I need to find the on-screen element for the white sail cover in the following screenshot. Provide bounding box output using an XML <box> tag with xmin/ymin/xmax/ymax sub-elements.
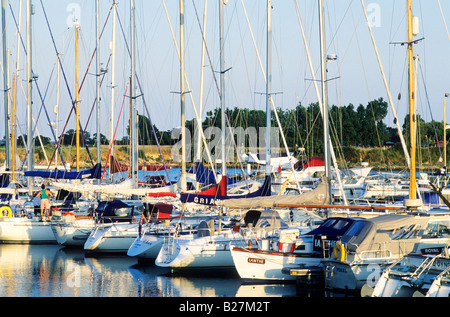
<box><xmin>220</xmin><ymin>177</ymin><xmax>330</xmax><ymax>209</ymax></box>
<box><xmin>51</xmin><ymin>179</ymin><xmax>177</xmax><ymax>196</ymax></box>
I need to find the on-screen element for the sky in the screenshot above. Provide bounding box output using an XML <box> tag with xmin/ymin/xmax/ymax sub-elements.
<box><xmin>2</xmin><ymin>0</ymin><xmax>450</xmax><ymax>145</ymax></box>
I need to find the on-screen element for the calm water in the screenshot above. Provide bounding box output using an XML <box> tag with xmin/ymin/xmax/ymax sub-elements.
<box><xmin>0</xmin><ymin>168</ymin><xmax>361</xmax><ymax>299</ymax></box>
<box><xmin>0</xmin><ymin>244</ymin><xmax>324</xmax><ymax>298</ymax></box>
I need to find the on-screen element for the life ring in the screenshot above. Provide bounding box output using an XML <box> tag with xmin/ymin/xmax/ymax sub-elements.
<box><xmin>332</xmin><ymin>241</ymin><xmax>346</xmax><ymax>262</ymax></box>
<box><xmin>0</xmin><ymin>206</ymin><xmax>12</xmax><ymax>218</ymax></box>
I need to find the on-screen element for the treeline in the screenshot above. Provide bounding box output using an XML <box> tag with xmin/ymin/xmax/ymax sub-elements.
<box><xmin>184</xmin><ymin>97</ymin><xmax>445</xmax><ymax>155</ymax></box>
<box><xmin>19</xmin><ymin>97</ymin><xmax>445</xmax><ymax>155</ymax></box>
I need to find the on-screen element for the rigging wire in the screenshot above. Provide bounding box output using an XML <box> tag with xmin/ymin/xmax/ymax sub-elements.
<box><xmin>418</xmin><ymin>58</ymin><xmax>442</xmax><ymax>159</ymax></box>
<box><xmin>7</xmin><ymin>0</ymin><xmax>69</xmax><ymax>169</ymax></box>
<box><xmin>38</xmin><ymin>0</ymin><xmax>102</xmax><ymax>167</ymax></box>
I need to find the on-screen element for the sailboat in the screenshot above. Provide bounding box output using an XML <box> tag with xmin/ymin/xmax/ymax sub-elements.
<box><xmin>230</xmin><ymin>216</ymin><xmax>355</xmax><ymax>282</ymax></box>
<box><xmin>0</xmin><ymin>0</ymin><xmax>59</xmax><ymax>244</ymax></box>
<box><xmin>83</xmin><ymin>199</ymin><xmax>141</xmax><ymax>253</ymax></box>
<box><xmin>155</xmin><ymin>0</ymin><xmax>276</xmax><ymax>270</ymax></box>
<box><xmin>228</xmin><ymin>0</ymin><xmax>333</xmax><ymax>282</ymax></box>
<box><xmin>126</xmin><ymin>202</ymin><xmax>195</xmax><ymax>260</ymax></box>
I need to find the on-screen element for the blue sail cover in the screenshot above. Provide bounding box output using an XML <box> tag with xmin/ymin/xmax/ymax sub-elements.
<box><xmin>93</xmin><ymin>199</ymin><xmax>135</xmax><ymax>223</ymax></box>
<box><xmin>188</xmin><ymin>162</ymin><xmax>239</xmax><ymax>185</ymax></box>
<box><xmin>23</xmin><ymin>163</ymin><xmax>102</xmax><ymax>180</ymax></box>
<box><xmin>180</xmin><ymin>175</ymin><xmax>272</xmax><ymax>206</ymax></box>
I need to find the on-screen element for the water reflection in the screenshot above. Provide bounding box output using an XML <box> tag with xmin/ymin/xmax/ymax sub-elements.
<box><xmin>155</xmin><ymin>270</ymin><xmax>242</xmax><ymax>297</ymax></box>
<box><xmin>0</xmin><ymin>244</ymin><xmax>332</xmax><ymax>297</ymax></box>
<box><xmin>0</xmin><ymin>244</ymin><xmax>170</xmax><ymax>297</ymax></box>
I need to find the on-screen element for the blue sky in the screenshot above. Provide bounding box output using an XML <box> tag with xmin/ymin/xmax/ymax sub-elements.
<box><xmin>2</xmin><ymin>0</ymin><xmax>450</xmax><ymax>143</ymax></box>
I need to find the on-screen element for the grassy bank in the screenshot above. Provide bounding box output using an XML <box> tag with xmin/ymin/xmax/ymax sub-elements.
<box><xmin>0</xmin><ymin>143</ymin><xmax>445</xmax><ymax>171</ymax></box>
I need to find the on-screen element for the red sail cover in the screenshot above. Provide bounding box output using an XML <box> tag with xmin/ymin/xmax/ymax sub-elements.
<box><xmin>148</xmin><ymin>192</ymin><xmax>177</xmax><ymax>198</ymax></box>
<box><xmin>304</xmin><ymin>157</ymin><xmax>325</xmax><ymax>167</ymax></box>
<box><xmin>196</xmin><ymin>177</ymin><xmax>227</xmax><ymax>197</ymax></box>
<box><xmin>294</xmin><ymin>156</ymin><xmax>325</xmax><ymax>170</ymax></box>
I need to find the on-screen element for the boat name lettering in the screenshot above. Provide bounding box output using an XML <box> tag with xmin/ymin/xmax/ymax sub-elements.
<box><xmin>248</xmin><ymin>257</ymin><xmax>265</xmax><ymax>264</ymax></box>
<box><xmin>421</xmin><ymin>247</ymin><xmax>445</xmax><ymax>255</ymax></box>
<box><xmin>193</xmin><ymin>197</ymin><xmax>222</xmax><ymax>206</ymax></box>
<box><xmin>313</xmin><ymin>238</ymin><xmax>337</xmax><ymax>251</ymax></box>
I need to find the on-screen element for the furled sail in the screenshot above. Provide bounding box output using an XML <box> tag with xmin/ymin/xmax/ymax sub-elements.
<box><xmin>179</xmin><ymin>175</ymin><xmax>272</xmax><ymax>206</ymax></box>
<box><xmin>220</xmin><ymin>177</ymin><xmax>330</xmax><ymax>209</ymax></box>
<box><xmin>24</xmin><ymin>163</ymin><xmax>102</xmax><ymax>180</ymax></box>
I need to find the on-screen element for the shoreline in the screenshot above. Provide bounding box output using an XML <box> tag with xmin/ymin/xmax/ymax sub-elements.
<box><xmin>0</xmin><ymin>144</ymin><xmax>445</xmax><ymax>171</ymax></box>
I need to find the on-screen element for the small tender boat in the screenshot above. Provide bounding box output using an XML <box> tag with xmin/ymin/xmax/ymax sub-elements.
<box><xmin>368</xmin><ymin>249</ymin><xmax>450</xmax><ymax>297</ymax></box>
<box><xmin>426</xmin><ymin>266</ymin><xmax>450</xmax><ymax>297</ymax></box>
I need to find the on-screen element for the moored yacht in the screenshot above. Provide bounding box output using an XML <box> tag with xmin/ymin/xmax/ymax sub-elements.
<box><xmin>230</xmin><ymin>217</ymin><xmax>356</xmax><ymax>282</ymax></box>
<box><xmin>154</xmin><ymin>209</ymin><xmax>287</xmax><ymax>270</ymax></box>
<box><xmin>51</xmin><ymin>213</ymin><xmax>95</xmax><ymax>247</ymax></box>
<box><xmin>84</xmin><ymin>200</ymin><xmax>142</xmax><ymax>253</ymax></box>
<box><xmin>127</xmin><ymin>202</ymin><xmax>197</xmax><ymax>260</ymax></box>
<box><xmin>321</xmin><ymin>210</ymin><xmax>450</xmax><ymax>292</ymax></box>
<box><xmin>0</xmin><ymin>200</ymin><xmax>56</xmax><ymax>244</ymax></box>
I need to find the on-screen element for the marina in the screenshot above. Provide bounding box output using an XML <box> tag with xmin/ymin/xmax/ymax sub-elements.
<box><xmin>1</xmin><ymin>0</ymin><xmax>450</xmax><ymax>304</ymax></box>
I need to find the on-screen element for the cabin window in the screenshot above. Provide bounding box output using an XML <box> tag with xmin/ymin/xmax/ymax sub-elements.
<box><xmin>332</xmin><ymin>219</ymin><xmax>350</xmax><ymax>230</ymax></box>
<box><xmin>295</xmin><ymin>244</ymin><xmax>306</xmax><ymax>251</ymax></box>
<box><xmin>343</xmin><ymin>221</ymin><xmax>366</xmax><ymax>238</ymax></box>
<box><xmin>321</xmin><ymin>219</ymin><xmax>337</xmax><ymax>227</ymax></box>
<box><xmin>422</xmin><ymin>220</ymin><xmax>450</xmax><ymax>239</ymax></box>
<box><xmin>114</xmin><ymin>207</ymin><xmax>133</xmax><ymax>217</ymax></box>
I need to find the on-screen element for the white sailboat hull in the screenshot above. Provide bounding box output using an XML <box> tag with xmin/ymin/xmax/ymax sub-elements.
<box><xmin>0</xmin><ymin>217</ymin><xmax>57</xmax><ymax>244</ymax></box>
<box><xmin>427</xmin><ymin>269</ymin><xmax>450</xmax><ymax>297</ymax></box>
<box><xmin>127</xmin><ymin>232</ymin><xmax>166</xmax><ymax>259</ymax></box>
<box><xmin>84</xmin><ymin>223</ymin><xmax>139</xmax><ymax>253</ymax></box>
<box><xmin>230</xmin><ymin>246</ymin><xmax>321</xmax><ymax>282</ymax></box>
<box><xmin>371</xmin><ymin>271</ymin><xmax>412</xmax><ymax>297</ymax></box>
<box><xmin>51</xmin><ymin>218</ymin><xmax>95</xmax><ymax>247</ymax></box>
<box><xmin>155</xmin><ymin>235</ymin><xmax>236</xmax><ymax>269</ymax></box>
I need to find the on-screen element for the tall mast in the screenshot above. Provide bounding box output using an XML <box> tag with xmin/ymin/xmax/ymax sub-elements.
<box><xmin>407</xmin><ymin>0</ymin><xmax>416</xmax><ymax>200</ymax></box>
<box><xmin>26</xmin><ymin>0</ymin><xmax>33</xmax><ymax>191</ymax></box>
<box><xmin>2</xmin><ymin>0</ymin><xmax>10</xmax><ymax>170</ymax></box>
<box><xmin>130</xmin><ymin>0</ymin><xmax>138</xmax><ymax>187</ymax></box>
<box><xmin>110</xmin><ymin>0</ymin><xmax>117</xmax><ymax>181</ymax></box>
<box><xmin>318</xmin><ymin>0</ymin><xmax>331</xmax><ymax>194</ymax></box>
<box><xmin>75</xmin><ymin>22</ymin><xmax>80</xmax><ymax>171</ymax></box>
<box><xmin>219</xmin><ymin>0</ymin><xmax>226</xmax><ymax>179</ymax></box>
<box><xmin>95</xmin><ymin>0</ymin><xmax>101</xmax><ymax>172</ymax></box>
<box><xmin>179</xmin><ymin>0</ymin><xmax>186</xmax><ymax>192</ymax></box>
<box><xmin>265</xmin><ymin>0</ymin><xmax>272</xmax><ymax>178</ymax></box>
